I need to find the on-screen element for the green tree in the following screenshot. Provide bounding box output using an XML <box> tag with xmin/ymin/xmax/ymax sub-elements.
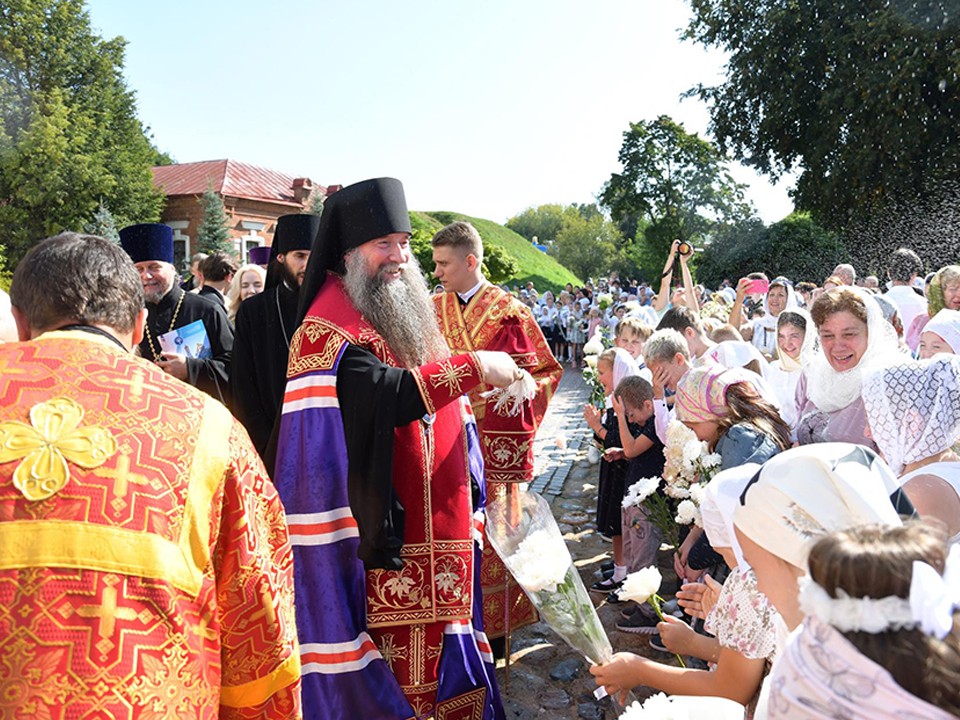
<box><xmin>550</xmin><ymin>208</ymin><xmax>620</xmax><ymax>282</ymax></box>
<box><xmin>83</xmin><ymin>200</ymin><xmax>119</xmax><ymax>242</ymax></box>
<box><xmin>505</xmin><ymin>204</ymin><xmax>565</xmax><ymax>244</ymax></box>
<box><xmin>600</xmin><ymin>116</ymin><xmax>751</xmax><ymax>251</ymax></box>
<box><xmin>697</xmin><ymin>213</ymin><xmax>847</xmax><ymax>287</ymax></box>
<box><xmin>684</xmin><ymin>0</ymin><xmax>959</xmax><ymax>231</ymax></box>
<box><xmin>309</xmin><ymin>191</ymin><xmax>325</xmax><ymax>216</ymax></box>
<box><xmin>196</xmin><ymin>188</ymin><xmax>233</xmax><ymax>254</ymax></box>
<box><xmin>0</xmin><ymin>0</ymin><xmax>166</xmax><ymax>263</ymax></box>
<box><xmin>481</xmin><ymin>243</ymin><xmax>519</xmax><ymax>285</ymax></box>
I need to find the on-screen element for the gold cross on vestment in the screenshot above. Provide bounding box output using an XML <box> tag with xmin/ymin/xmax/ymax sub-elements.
<box><xmin>114</xmin><ymin>367</ymin><xmax>163</xmax><ymax>402</ymax></box>
<box><xmin>76</xmin><ymin>585</ymin><xmax>138</xmax><ymax>639</ymax></box>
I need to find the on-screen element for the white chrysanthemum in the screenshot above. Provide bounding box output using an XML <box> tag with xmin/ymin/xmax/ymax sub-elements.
<box><xmin>583</xmin><ymin>334</ymin><xmax>605</xmax><ymax>356</ymax></box>
<box><xmin>617</xmin><ymin>566</ymin><xmax>662</xmax><ymax>604</ymax></box>
<box><xmin>676</xmin><ymin>499</ymin><xmax>699</xmax><ymax>525</ymax></box>
<box><xmin>508</xmin><ymin>529</ymin><xmax>570</xmax><ymax>593</ymax></box>
<box><xmin>622</xmin><ymin>476</ymin><xmax>660</xmax><ymax>508</ymax></box>
<box><xmin>664</xmin><ymin>482</ymin><xmax>690</xmax><ymax>499</ymax></box>
<box><xmin>701</xmin><ymin>452</ymin><xmax>722</xmax><ymax>469</ymax></box>
<box><xmin>688</xmin><ymin>482</ymin><xmax>706</xmax><ymax>505</ymax></box>
<box><xmin>682</xmin><ymin>439</ymin><xmax>702</xmax><ymax>465</ymax></box>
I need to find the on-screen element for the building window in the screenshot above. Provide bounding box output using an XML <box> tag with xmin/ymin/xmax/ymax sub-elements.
<box><xmin>166</xmin><ymin>221</ymin><xmax>190</xmax><ymax>273</ymax></box>
<box><xmin>239</xmin><ymin>220</ymin><xmax>266</xmax><ymax>262</ymax></box>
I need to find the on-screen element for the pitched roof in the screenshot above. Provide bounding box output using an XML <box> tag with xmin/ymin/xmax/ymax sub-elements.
<box><xmin>151</xmin><ymin>159</ymin><xmax>321</xmax><ymax>206</ymax></box>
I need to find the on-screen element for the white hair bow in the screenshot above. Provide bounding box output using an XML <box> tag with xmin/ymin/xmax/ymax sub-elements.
<box><xmin>910</xmin><ymin>544</ymin><xmax>960</xmax><ymax>640</ymax></box>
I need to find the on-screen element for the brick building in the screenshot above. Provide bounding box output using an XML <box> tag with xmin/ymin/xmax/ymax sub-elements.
<box><xmin>151</xmin><ymin>159</ymin><xmax>339</xmax><ymax>270</ymax></box>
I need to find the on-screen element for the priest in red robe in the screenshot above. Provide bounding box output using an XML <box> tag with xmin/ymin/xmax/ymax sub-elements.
<box><xmin>0</xmin><ymin>233</ymin><xmax>299</xmax><ymax>718</ymax></box>
<box><xmin>431</xmin><ymin>221</ymin><xmax>563</xmax><ymax>650</ymax></box>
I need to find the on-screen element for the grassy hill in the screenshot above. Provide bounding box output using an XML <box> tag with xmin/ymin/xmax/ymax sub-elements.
<box><xmin>416</xmin><ymin>211</ymin><xmax>582</xmax><ymax>292</ymax></box>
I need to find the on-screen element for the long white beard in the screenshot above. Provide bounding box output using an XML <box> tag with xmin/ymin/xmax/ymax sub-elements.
<box><xmin>343</xmin><ymin>252</ymin><xmax>449</xmax><ymax>367</ymax></box>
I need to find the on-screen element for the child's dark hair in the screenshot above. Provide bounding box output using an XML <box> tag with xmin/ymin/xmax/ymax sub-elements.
<box><xmin>718</xmin><ymin>383</ymin><xmax>791</xmax><ymax>451</ymax></box>
<box><xmin>807</xmin><ymin>522</ymin><xmax>960</xmax><ymax>714</ymax></box>
<box><xmin>615</xmin><ymin>375</ymin><xmax>654</xmax><ymax>407</ymax></box>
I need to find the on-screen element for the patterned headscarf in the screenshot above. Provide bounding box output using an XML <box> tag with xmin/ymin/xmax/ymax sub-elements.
<box><xmin>734</xmin><ymin>443</ymin><xmax>902</xmax><ymax>569</ymax></box>
<box><xmin>674</xmin><ymin>364</ymin><xmax>764</xmax><ymax>423</ymax></box>
<box><xmin>861</xmin><ymin>356</ymin><xmax>960</xmax><ymax>476</ymax></box>
<box><xmin>768</xmin><ymin>617</ymin><xmax>955</xmax><ymax>720</ymax></box>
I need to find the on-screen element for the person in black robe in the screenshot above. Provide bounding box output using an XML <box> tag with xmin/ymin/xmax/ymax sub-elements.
<box><xmin>231</xmin><ymin>213</ymin><xmax>318</xmax><ymax>455</ymax></box>
<box><xmin>120</xmin><ymin>223</ymin><xmax>234</xmax><ymax>405</ymax></box>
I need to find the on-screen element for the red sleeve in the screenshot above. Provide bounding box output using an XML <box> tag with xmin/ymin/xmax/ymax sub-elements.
<box><xmin>215</xmin><ymin>421</ymin><xmax>301</xmax><ymax>719</ymax></box>
<box><xmin>409</xmin><ymin>352</ymin><xmax>484</xmax><ymax>416</ymax></box>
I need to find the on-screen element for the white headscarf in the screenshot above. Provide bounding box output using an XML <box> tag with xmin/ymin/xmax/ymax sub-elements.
<box><xmin>701</xmin><ymin>464</ymin><xmax>761</xmax><ymax>571</ymax></box>
<box><xmin>606</xmin><ymin>347</ymin><xmax>640</xmax><ymax>409</ymax></box>
<box><xmin>923</xmin><ymin>308</ymin><xmax>960</xmax><ymax>353</ymax></box>
<box><xmin>861</xmin><ymin>356</ymin><xmax>960</xmax><ymax>476</ymax></box>
<box><xmin>734</xmin><ymin>443</ymin><xmax>902</xmax><ymax>569</ymax></box>
<box><xmin>752</xmin><ymin>280</ymin><xmax>800</xmax><ymax>355</ymax></box>
<box><xmin>804</xmin><ymin>287</ymin><xmax>899</xmax><ymax>413</ymax></box>
<box><xmin>773</xmin><ymin>308</ymin><xmax>815</xmax><ymax>373</ymax></box>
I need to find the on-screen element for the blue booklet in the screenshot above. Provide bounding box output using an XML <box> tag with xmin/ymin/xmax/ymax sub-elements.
<box><xmin>158</xmin><ymin>319</ymin><xmax>213</xmax><ymax>360</ymax></box>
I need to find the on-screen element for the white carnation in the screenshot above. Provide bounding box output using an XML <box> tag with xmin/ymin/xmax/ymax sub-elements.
<box><xmin>508</xmin><ymin>529</ymin><xmax>570</xmax><ymax>593</ymax></box>
<box><xmin>617</xmin><ymin>566</ymin><xmax>662</xmax><ymax>604</ymax></box>
<box><xmin>584</xmin><ymin>354</ymin><xmax>598</xmax><ymax>369</ymax></box>
<box><xmin>701</xmin><ymin>452</ymin><xmax>722</xmax><ymax>469</ymax></box>
<box><xmin>675</xmin><ymin>499</ymin><xmax>699</xmax><ymax>525</ymax></box>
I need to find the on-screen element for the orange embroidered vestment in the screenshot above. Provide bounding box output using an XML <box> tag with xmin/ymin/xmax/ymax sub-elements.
<box><xmin>0</xmin><ymin>331</ymin><xmax>301</xmax><ymax>719</ymax></box>
<box><xmin>434</xmin><ymin>284</ymin><xmax>562</xmax><ymax>639</ymax></box>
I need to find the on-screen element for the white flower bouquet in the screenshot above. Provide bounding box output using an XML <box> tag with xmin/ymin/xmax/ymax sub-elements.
<box><xmin>619</xmin><ymin>693</ymin><xmax>744</xmax><ymax>719</ymax></box>
<box><xmin>662</xmin><ymin>420</ymin><xmax>721</xmax><ymax>526</ymax></box>
<box><xmin>622</xmin><ymin>476</ymin><xmax>678</xmax><ymax>549</ymax></box>
<box><xmin>486</xmin><ymin>489</ymin><xmax>614</xmax><ymax>666</ymax></box>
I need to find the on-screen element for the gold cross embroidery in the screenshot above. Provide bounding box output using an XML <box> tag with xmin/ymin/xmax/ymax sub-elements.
<box><xmin>76</xmin><ymin>584</ymin><xmax>139</xmax><ymax>639</ymax></box>
<box><xmin>94</xmin><ymin>453</ymin><xmax>152</xmax><ymax>498</ymax></box>
<box><xmin>0</xmin><ymin>397</ymin><xmax>117</xmax><ymax>501</ymax></box>
<box><xmin>114</xmin><ymin>367</ymin><xmax>163</xmax><ymax>402</ymax></box>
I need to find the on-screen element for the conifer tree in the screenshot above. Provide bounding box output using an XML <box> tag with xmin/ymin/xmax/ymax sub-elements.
<box><xmin>196</xmin><ymin>188</ymin><xmax>233</xmax><ymax>254</ymax></box>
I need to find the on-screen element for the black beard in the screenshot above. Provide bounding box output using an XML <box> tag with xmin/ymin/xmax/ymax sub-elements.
<box><xmin>343</xmin><ymin>252</ymin><xmax>450</xmax><ymax>367</ymax></box>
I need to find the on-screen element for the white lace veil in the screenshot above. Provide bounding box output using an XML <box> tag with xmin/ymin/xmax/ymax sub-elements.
<box><xmin>804</xmin><ymin>287</ymin><xmax>900</xmax><ymax>413</ymax></box>
<box><xmin>861</xmin><ymin>355</ymin><xmax>960</xmax><ymax>476</ymax></box>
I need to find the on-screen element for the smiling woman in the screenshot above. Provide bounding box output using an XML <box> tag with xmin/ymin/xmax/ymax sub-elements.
<box><xmin>794</xmin><ymin>287</ymin><xmax>901</xmax><ymax>449</ymax></box>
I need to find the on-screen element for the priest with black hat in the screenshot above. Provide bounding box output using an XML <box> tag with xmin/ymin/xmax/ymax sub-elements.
<box><xmin>231</xmin><ymin>212</ymin><xmax>318</xmax><ymax>455</ymax></box>
<box><xmin>272</xmin><ymin>178</ymin><xmax>517</xmax><ymax>719</ymax></box>
<box><xmin>120</xmin><ymin>223</ymin><xmax>234</xmax><ymax>404</ymax></box>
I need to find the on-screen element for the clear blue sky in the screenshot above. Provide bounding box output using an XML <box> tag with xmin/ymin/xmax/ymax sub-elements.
<box><xmin>85</xmin><ymin>0</ymin><xmax>795</xmax><ymax>224</ymax></box>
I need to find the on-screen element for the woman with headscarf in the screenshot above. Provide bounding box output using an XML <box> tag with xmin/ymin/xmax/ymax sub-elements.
<box><xmin>795</xmin><ymin>286</ymin><xmax>901</xmax><ymax>448</ymax></box>
<box><xmin>672</xmin><ymin>364</ymin><xmax>792</xmax><ymax>590</ymax></box>
<box><xmin>591</xmin><ymin>465</ymin><xmax>784</xmax><ymax>715</ymax></box>
<box><xmin>862</xmin><ymin>356</ymin><xmax>960</xmax><ymax>542</ymax></box>
<box><xmin>905</xmin><ymin>264</ymin><xmax>960</xmax><ymax>352</ymax></box>
<box><xmin>731</xmin><ymin>276</ymin><xmax>800</xmax><ymax>361</ymax></box>
<box><xmin>764</xmin><ymin>309</ymin><xmax>814</xmax><ymax>432</ymax></box>
<box><xmin>768</xmin><ymin>522</ymin><xmax>960</xmax><ymax>719</ymax></box>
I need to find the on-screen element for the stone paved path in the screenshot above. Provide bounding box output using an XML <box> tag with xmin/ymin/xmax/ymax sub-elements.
<box><xmin>494</xmin><ymin>366</ymin><xmax>675</xmax><ymax>719</ymax></box>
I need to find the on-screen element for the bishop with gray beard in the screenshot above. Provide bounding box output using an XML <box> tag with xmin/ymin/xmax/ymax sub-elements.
<box><xmin>343</xmin><ymin>244</ymin><xmax>449</xmax><ymax>368</ymax></box>
<box><xmin>271</xmin><ymin>177</ymin><xmax>518</xmax><ymax>719</ymax></box>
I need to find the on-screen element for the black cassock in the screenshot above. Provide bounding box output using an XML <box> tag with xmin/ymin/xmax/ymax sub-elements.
<box><xmin>231</xmin><ymin>283</ymin><xmax>299</xmax><ymax>455</ymax></box>
<box><xmin>139</xmin><ymin>286</ymin><xmax>234</xmax><ymax>405</ymax></box>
